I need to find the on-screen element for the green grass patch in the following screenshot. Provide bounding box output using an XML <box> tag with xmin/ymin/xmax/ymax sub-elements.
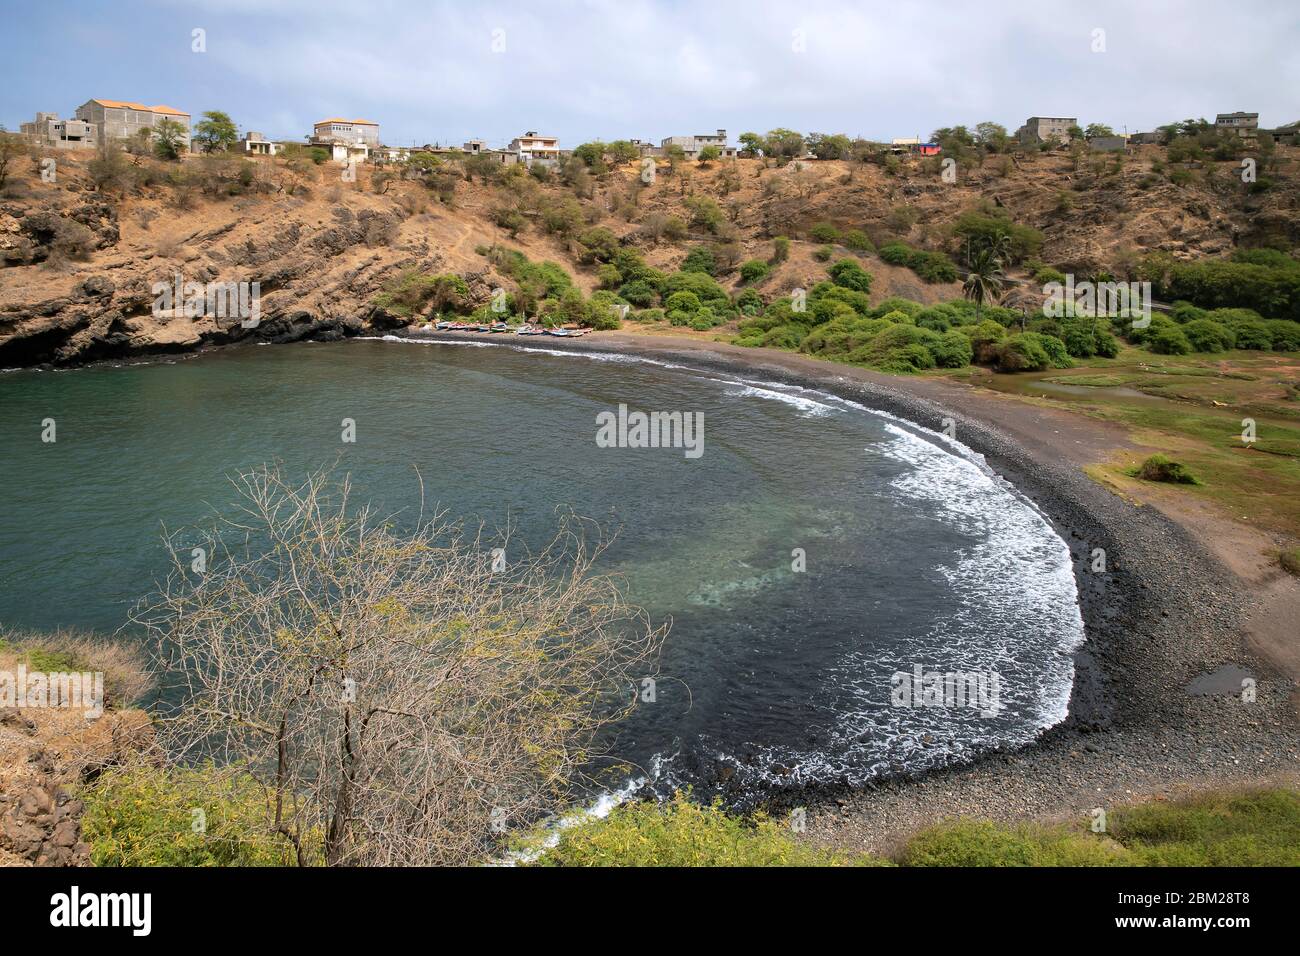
<box><xmin>1110</xmin><ymin>788</ymin><xmax>1300</xmax><ymax>866</ymax></box>
<box><xmin>899</xmin><ymin>819</ymin><xmax>1128</xmax><ymax>867</ymax></box>
<box><xmin>531</xmin><ymin>793</ymin><xmax>871</xmax><ymax>867</ymax></box>
<box><xmin>1131</xmin><ymin>453</ymin><xmax>1200</xmax><ymax>484</ymax></box>
<box><xmin>81</xmin><ymin>764</ymin><xmax>301</xmax><ymax>867</ymax></box>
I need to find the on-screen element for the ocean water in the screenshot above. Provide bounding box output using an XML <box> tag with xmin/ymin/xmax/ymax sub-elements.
<box><xmin>0</xmin><ymin>339</ymin><xmax>1084</xmax><ymax>801</ymax></box>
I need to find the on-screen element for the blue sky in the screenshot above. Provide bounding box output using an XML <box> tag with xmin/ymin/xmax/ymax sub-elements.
<box><xmin>2</xmin><ymin>0</ymin><xmax>1297</xmax><ymax>147</ymax></box>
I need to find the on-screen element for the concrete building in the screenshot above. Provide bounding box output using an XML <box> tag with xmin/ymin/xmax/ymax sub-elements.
<box><xmin>462</xmin><ymin>139</ymin><xmax>488</xmax><ymax>154</ymax></box>
<box><xmin>239</xmin><ymin>131</ymin><xmax>280</xmax><ymax>156</ymax></box>
<box><xmin>374</xmin><ymin>145</ymin><xmax>411</xmax><ymax>164</ymax></box>
<box><xmin>309</xmin><ymin>118</ymin><xmax>380</xmax><ymax>165</ymax></box>
<box><xmin>660</xmin><ymin>129</ymin><xmax>736</xmax><ymax>158</ymax></box>
<box><xmin>1128</xmin><ymin>131</ymin><xmax>1164</xmax><ymax>146</ymax></box>
<box><xmin>312</xmin><ymin>118</ymin><xmax>380</xmax><ymax>147</ymax></box>
<box><xmin>1016</xmin><ymin>116</ymin><xmax>1078</xmax><ymax>146</ymax></box>
<box><xmin>1263</xmin><ymin>121</ymin><xmax>1299</xmax><ymax>145</ymax></box>
<box><xmin>19</xmin><ymin>112</ymin><xmax>98</xmax><ymax>149</ymax></box>
<box><xmin>509</xmin><ymin>131</ymin><xmax>561</xmax><ymax>165</ymax></box>
<box><xmin>1088</xmin><ymin>135</ymin><xmax>1128</xmax><ymax>152</ymax></box>
<box><xmin>1215</xmin><ymin>112</ymin><xmax>1259</xmax><ymax>138</ymax></box>
<box><xmin>74</xmin><ymin>99</ymin><xmax>191</xmax><ymax>150</ymax></box>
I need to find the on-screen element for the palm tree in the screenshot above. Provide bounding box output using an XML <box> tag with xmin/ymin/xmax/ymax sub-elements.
<box><xmin>963</xmin><ymin>245</ymin><xmax>1005</xmax><ymax>313</ymax></box>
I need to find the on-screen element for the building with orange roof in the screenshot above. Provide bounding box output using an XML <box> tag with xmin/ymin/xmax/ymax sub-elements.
<box><xmin>74</xmin><ymin>99</ymin><xmax>192</xmax><ymax>150</ymax></box>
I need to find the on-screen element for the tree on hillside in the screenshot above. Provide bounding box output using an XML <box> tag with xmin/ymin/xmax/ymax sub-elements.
<box><xmin>571</xmin><ymin>141</ymin><xmax>609</xmax><ymax>172</ymax></box>
<box><xmin>932</xmin><ymin>126</ymin><xmax>976</xmax><ymax>162</ymax></box>
<box><xmin>1084</xmin><ymin>123</ymin><xmax>1115</xmax><ymax>140</ymax></box>
<box><xmin>974</xmin><ymin>122</ymin><xmax>1010</xmax><ymax>153</ymax></box>
<box><xmin>962</xmin><ymin>244</ymin><xmax>1006</xmax><ymax>313</ymax></box>
<box><xmin>144</xmin><ymin>467</ymin><xmax>665</xmax><ymax>867</ymax></box>
<box><xmin>696</xmin><ymin>144</ymin><xmax>721</xmax><ymax>164</ymax></box>
<box><xmin>152</xmin><ymin>118</ymin><xmax>188</xmax><ymax>160</ymax></box>
<box><xmin>194</xmin><ymin>110</ymin><xmax>238</xmax><ymax>153</ymax></box>
<box><xmin>605</xmin><ymin>140</ymin><xmax>640</xmax><ymax>165</ymax></box>
<box><xmin>807</xmin><ymin>132</ymin><xmax>851</xmax><ymax>160</ymax></box>
<box><xmin>762</xmin><ymin>128</ymin><xmax>805</xmax><ymax>165</ymax></box>
<box><xmin>0</xmin><ymin>125</ymin><xmax>23</xmax><ymax>191</ymax></box>
<box><xmin>738</xmin><ymin>132</ymin><xmax>764</xmax><ymax>158</ymax></box>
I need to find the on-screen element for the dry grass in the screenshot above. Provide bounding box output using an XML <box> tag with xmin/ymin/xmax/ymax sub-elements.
<box><xmin>0</xmin><ymin>626</ymin><xmax>152</xmax><ymax>709</ymax></box>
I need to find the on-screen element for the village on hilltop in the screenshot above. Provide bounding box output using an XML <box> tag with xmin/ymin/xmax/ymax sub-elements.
<box><xmin>14</xmin><ymin>98</ymin><xmax>1300</xmax><ymax>167</ymax></box>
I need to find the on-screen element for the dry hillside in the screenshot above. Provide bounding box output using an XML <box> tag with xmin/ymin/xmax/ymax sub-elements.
<box><xmin>1</xmin><ymin>142</ymin><xmax>1297</xmax><ymax>366</ymax></box>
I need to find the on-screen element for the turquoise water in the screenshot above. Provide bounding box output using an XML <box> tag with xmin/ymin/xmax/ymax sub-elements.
<box><xmin>0</xmin><ymin>339</ymin><xmax>1085</xmax><ymax>798</ymax></box>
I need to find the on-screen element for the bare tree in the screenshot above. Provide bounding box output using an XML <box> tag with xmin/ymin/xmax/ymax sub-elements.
<box><xmin>139</xmin><ymin>467</ymin><xmax>665</xmax><ymax>866</ymax></box>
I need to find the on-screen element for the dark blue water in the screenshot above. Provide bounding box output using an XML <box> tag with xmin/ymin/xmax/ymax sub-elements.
<box><xmin>0</xmin><ymin>339</ymin><xmax>1084</xmax><ymax>798</ymax></box>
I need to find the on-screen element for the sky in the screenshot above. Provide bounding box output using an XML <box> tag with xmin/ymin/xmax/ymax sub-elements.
<box><xmin>1</xmin><ymin>0</ymin><xmax>1297</xmax><ymax>148</ymax></box>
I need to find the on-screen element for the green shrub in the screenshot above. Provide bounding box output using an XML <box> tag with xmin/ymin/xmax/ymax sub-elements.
<box><xmin>931</xmin><ymin>329</ymin><xmax>974</xmax><ymax>368</ymax></box>
<box><xmin>842</xmin><ymin>229</ymin><xmax>872</xmax><ymax>253</ymax></box>
<box><xmin>877</xmin><ymin>241</ymin><xmax>957</xmax><ymax>282</ymax></box>
<box><xmin>813</xmin><ymin>245</ymin><xmax>834</xmax><ymax>262</ymax></box>
<box><xmin>1061</xmin><ymin>318</ymin><xmax>1100</xmax><ymax>357</ymax></box>
<box><xmin>632</xmin><ymin>308</ymin><xmax>665</xmax><ymax>323</ymax></box>
<box><xmin>373</xmin><ymin>270</ymin><xmax>471</xmax><ymax>317</ymax></box>
<box><xmin>809</xmin><ymin>222</ymin><xmax>841</xmax><ymax>244</ymax></box>
<box><xmin>879</xmin><ymin>242</ymin><xmax>912</xmax><ymax>266</ymax></box>
<box><xmin>1148</xmin><ymin>324</ymin><xmax>1193</xmax><ymax>355</ymax></box>
<box><xmin>82</xmin><ymin>764</ymin><xmax>299</xmax><ymax>867</ymax></box>
<box><xmin>910</xmin><ymin>250</ymin><xmax>959</xmax><ymax>283</ymax></box>
<box><xmin>762</xmin><ymin>323</ymin><xmax>808</xmax><ymax>349</ymax></box>
<box><xmin>733</xmin><ymin>287</ymin><xmax>765</xmax><ymax>316</ymax></box>
<box><xmin>681</xmin><ymin>246</ymin><xmax>717</xmax><ymax>275</ymax></box>
<box><xmin>1033</xmin><ymin>332</ymin><xmax>1072</xmax><ymax>368</ymax></box>
<box><xmin>770</xmin><ymin>236</ymin><xmax>791</xmax><ymax>264</ymax></box>
<box><xmin>827</xmin><ymin>258</ymin><xmax>873</xmax><ymax>293</ymax></box>
<box><xmin>870</xmin><ymin>297</ymin><xmax>924</xmax><ymax>319</ymax></box>
<box><xmin>661</xmin><ymin>271</ymin><xmax>731</xmax><ymax>311</ymax></box>
<box><xmin>618</xmin><ymin>279</ymin><xmax>658</xmax><ymax>308</ymax></box>
<box><xmin>535</xmin><ymin>793</ymin><xmax>857</xmax><ymax>867</ymax></box>
<box><xmin>1135</xmin><ymin>454</ymin><xmax>1199</xmax><ymax>484</ymax></box>
<box><xmin>1094</xmin><ymin>329</ymin><xmax>1120</xmax><ymax>357</ymax></box>
<box><xmin>951</xmin><ymin>212</ymin><xmax>1043</xmax><ymax>264</ymax></box>
<box><xmin>1170</xmin><ymin>300</ymin><xmax>1209</xmax><ymax>324</ymax></box>
<box><xmin>995</xmin><ymin>332</ymin><xmax>1052</xmax><ymax>372</ymax></box>
<box><xmin>1153</xmin><ymin>257</ymin><xmax>1300</xmax><ymax>320</ymax></box>
<box><xmin>1267</xmin><ymin>320</ymin><xmax>1300</xmax><ymax>351</ymax></box>
<box><xmin>689</xmin><ymin>307</ymin><xmax>720</xmax><ymax>331</ymax></box>
<box><xmin>740</xmin><ymin>259</ymin><xmax>771</xmax><ymax>283</ymax></box>
<box><xmin>1182</xmin><ymin>319</ymin><xmax>1235</xmax><ymax>352</ymax></box>
<box><xmin>664</xmin><ymin>290</ymin><xmax>702</xmax><ymax>314</ymax></box>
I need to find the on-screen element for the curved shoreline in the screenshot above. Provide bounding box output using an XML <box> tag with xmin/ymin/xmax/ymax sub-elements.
<box><xmin>8</xmin><ymin>329</ymin><xmax>1296</xmax><ymax>849</ymax></box>
<box><xmin>393</xmin><ymin>329</ymin><xmax>1300</xmax><ymax>849</ymax></box>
